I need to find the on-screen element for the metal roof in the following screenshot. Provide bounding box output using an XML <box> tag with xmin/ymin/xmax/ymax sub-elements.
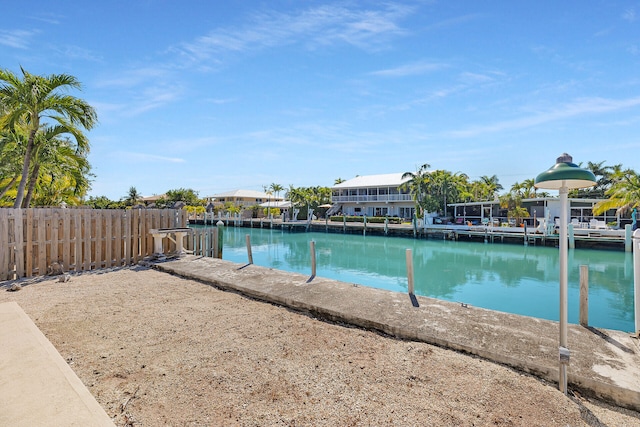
<box><xmin>333</xmin><ymin>173</ymin><xmax>411</xmax><ymax>189</ymax></box>
<box><xmin>209</xmin><ymin>189</ymin><xmax>283</xmax><ymax>200</ymax></box>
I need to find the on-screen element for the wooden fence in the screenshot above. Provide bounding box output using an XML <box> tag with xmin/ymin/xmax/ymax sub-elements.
<box><xmin>0</xmin><ymin>208</ymin><xmax>187</xmax><ymax>281</ymax></box>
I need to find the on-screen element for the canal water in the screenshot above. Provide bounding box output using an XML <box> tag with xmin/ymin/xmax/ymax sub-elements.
<box><xmin>213</xmin><ymin>226</ymin><xmax>634</xmax><ymax>332</ymax></box>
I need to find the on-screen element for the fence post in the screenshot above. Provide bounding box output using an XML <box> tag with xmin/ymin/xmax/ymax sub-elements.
<box><xmin>246</xmin><ymin>234</ymin><xmax>253</xmax><ymax>264</ymax></box>
<box><xmin>216</xmin><ymin>220</ymin><xmax>224</xmax><ymax>259</ymax></box>
<box><xmin>579</xmin><ymin>265</ymin><xmax>588</xmax><ymax>327</ymax></box>
<box><xmin>310</xmin><ymin>240</ymin><xmax>316</xmax><ymax>278</ymax></box>
<box><xmin>406</xmin><ymin>248</ymin><xmax>414</xmax><ymax>295</ymax></box>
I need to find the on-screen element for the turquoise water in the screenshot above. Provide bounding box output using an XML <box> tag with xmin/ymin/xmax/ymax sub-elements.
<box><xmin>210</xmin><ymin>226</ymin><xmax>634</xmax><ymax>332</ymax></box>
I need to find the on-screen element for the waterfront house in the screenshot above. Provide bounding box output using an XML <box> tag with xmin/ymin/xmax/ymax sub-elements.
<box><xmin>206</xmin><ymin>189</ymin><xmax>284</xmax><ymax>209</ymax></box>
<box><xmin>449</xmin><ymin>197</ymin><xmax>623</xmax><ymax>228</ymax></box>
<box><xmin>331</xmin><ymin>173</ymin><xmax>416</xmax><ymax>219</ymax></box>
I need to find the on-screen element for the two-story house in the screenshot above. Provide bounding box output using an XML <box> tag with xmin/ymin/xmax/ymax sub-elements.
<box><xmin>331</xmin><ymin>173</ymin><xmax>415</xmax><ymax>219</ymax></box>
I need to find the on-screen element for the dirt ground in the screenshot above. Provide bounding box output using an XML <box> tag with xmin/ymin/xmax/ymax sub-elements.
<box><xmin>2</xmin><ymin>266</ymin><xmax>639</xmax><ymax>427</ymax></box>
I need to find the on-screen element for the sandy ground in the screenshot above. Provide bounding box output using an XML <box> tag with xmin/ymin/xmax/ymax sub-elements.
<box><xmin>2</xmin><ymin>266</ymin><xmax>639</xmax><ymax>427</ymax></box>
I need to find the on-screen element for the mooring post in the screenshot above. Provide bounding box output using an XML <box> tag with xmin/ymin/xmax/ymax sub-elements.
<box><xmin>625</xmin><ymin>224</ymin><xmax>632</xmax><ymax>252</ymax></box>
<box><xmin>413</xmin><ymin>215</ymin><xmax>417</xmax><ymax>238</ymax></box>
<box><xmin>246</xmin><ymin>234</ymin><xmax>253</xmax><ymax>264</ymax></box>
<box><xmin>384</xmin><ymin>217</ymin><xmax>389</xmax><ymax>235</ymax></box>
<box><xmin>633</xmin><ymin>229</ymin><xmax>640</xmax><ymax>337</ymax></box>
<box><xmin>406</xmin><ymin>248</ymin><xmax>415</xmax><ymax>295</ymax></box>
<box><xmin>216</xmin><ymin>220</ymin><xmax>224</xmax><ymax>259</ymax></box>
<box><xmin>310</xmin><ymin>240</ymin><xmax>317</xmax><ymax>278</ymax></box>
<box><xmin>363</xmin><ymin>215</ymin><xmax>367</xmax><ymax>236</ymax></box>
<box><xmin>568</xmin><ymin>223</ymin><xmax>575</xmax><ymax>250</ymax></box>
<box><xmin>579</xmin><ymin>265</ymin><xmax>588</xmax><ymax>327</ymax></box>
<box><xmin>343</xmin><ymin>215</ymin><xmax>346</xmax><ymax>233</ymax></box>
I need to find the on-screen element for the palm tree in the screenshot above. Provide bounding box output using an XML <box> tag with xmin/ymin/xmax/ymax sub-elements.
<box><xmin>0</xmin><ymin>126</ymin><xmax>25</xmax><ymax>202</ymax></box>
<box><xmin>22</xmin><ymin>124</ymin><xmax>90</xmax><ymax>207</ymax></box>
<box><xmin>401</xmin><ymin>163</ymin><xmax>431</xmax><ymax>218</ymax></box>
<box><xmin>429</xmin><ymin>170</ymin><xmax>468</xmax><ymax>216</ymax></box>
<box><xmin>0</xmin><ymin>67</ymin><xmax>97</xmax><ymax>207</ymax></box>
<box><xmin>592</xmin><ymin>168</ymin><xmax>640</xmax><ymax>216</ymax></box>
<box><xmin>125</xmin><ymin>186</ymin><xmax>141</xmax><ymax>206</ymax></box>
<box><xmin>478</xmin><ymin>175</ymin><xmax>503</xmax><ymax>201</ymax></box>
<box><xmin>269</xmin><ymin>183</ymin><xmax>284</xmax><ymax>199</ymax></box>
<box><xmin>521</xmin><ymin>179</ymin><xmax>536</xmax><ymax>199</ymax></box>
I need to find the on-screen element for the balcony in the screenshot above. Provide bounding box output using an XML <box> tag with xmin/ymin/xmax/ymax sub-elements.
<box><xmin>331</xmin><ymin>194</ymin><xmax>412</xmax><ymax>203</ymax></box>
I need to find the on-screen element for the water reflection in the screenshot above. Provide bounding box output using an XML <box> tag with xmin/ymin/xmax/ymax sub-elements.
<box><xmin>217</xmin><ymin>227</ymin><xmax>634</xmax><ymax>332</ymax></box>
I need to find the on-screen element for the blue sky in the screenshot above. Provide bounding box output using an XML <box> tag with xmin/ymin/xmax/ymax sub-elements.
<box><xmin>2</xmin><ymin>1</ymin><xmax>640</xmax><ymax>201</ymax></box>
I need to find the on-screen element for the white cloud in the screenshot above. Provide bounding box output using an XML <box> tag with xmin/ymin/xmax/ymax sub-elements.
<box><xmin>54</xmin><ymin>45</ymin><xmax>103</xmax><ymax>62</ymax></box>
<box><xmin>370</xmin><ymin>61</ymin><xmax>447</xmax><ymax>77</ymax></box>
<box><xmin>622</xmin><ymin>8</ymin><xmax>637</xmax><ymax>22</ymax></box>
<box><xmin>0</xmin><ymin>29</ymin><xmax>38</xmax><ymax>49</ymax></box>
<box><xmin>172</xmin><ymin>3</ymin><xmax>414</xmax><ymax>66</ymax></box>
<box><xmin>115</xmin><ymin>152</ymin><xmax>185</xmax><ymax>163</ymax></box>
<box><xmin>95</xmin><ymin>67</ymin><xmax>170</xmax><ymax>88</ymax></box>
<box><xmin>445</xmin><ymin>96</ymin><xmax>640</xmax><ymax>138</ymax></box>
<box><xmin>125</xmin><ymin>85</ymin><xmax>184</xmax><ymax>116</ymax></box>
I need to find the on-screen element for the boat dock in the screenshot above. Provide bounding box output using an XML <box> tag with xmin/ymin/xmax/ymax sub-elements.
<box><xmin>189</xmin><ymin>217</ymin><xmax>632</xmax><ymax>251</ymax></box>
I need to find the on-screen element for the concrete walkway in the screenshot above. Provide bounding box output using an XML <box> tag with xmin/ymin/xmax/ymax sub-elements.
<box><xmin>0</xmin><ymin>302</ymin><xmax>115</xmax><ymax>427</ymax></box>
<box><xmin>151</xmin><ymin>255</ymin><xmax>640</xmax><ymax>412</ymax></box>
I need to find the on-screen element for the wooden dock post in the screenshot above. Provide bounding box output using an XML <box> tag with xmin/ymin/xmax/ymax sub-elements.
<box><xmin>216</xmin><ymin>220</ymin><xmax>224</xmax><ymax>259</ymax></box>
<box><xmin>568</xmin><ymin>223</ymin><xmax>575</xmax><ymax>250</ymax></box>
<box><xmin>406</xmin><ymin>248</ymin><xmax>415</xmax><ymax>295</ymax></box>
<box><xmin>310</xmin><ymin>240</ymin><xmax>317</xmax><ymax>278</ymax></box>
<box><xmin>245</xmin><ymin>234</ymin><xmax>253</xmax><ymax>264</ymax></box>
<box><xmin>579</xmin><ymin>265</ymin><xmax>588</xmax><ymax>326</ymax></box>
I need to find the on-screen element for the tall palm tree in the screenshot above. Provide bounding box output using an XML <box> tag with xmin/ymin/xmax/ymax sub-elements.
<box><xmin>0</xmin><ymin>67</ymin><xmax>97</xmax><ymax>207</ymax></box>
<box><xmin>401</xmin><ymin>163</ymin><xmax>431</xmax><ymax>217</ymax></box>
<box><xmin>521</xmin><ymin>178</ymin><xmax>536</xmax><ymax>199</ymax></box>
<box><xmin>22</xmin><ymin>123</ymin><xmax>90</xmax><ymax>207</ymax></box>
<box><xmin>429</xmin><ymin>170</ymin><xmax>468</xmax><ymax>216</ymax></box>
<box><xmin>475</xmin><ymin>175</ymin><xmax>502</xmax><ymax>201</ymax></box>
<box><xmin>269</xmin><ymin>183</ymin><xmax>284</xmax><ymax>199</ymax></box>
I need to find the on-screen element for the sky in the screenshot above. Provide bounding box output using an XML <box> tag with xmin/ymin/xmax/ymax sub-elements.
<box><xmin>2</xmin><ymin>1</ymin><xmax>640</xmax><ymax>201</ymax></box>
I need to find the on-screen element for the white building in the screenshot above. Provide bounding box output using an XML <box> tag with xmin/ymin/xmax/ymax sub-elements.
<box><xmin>331</xmin><ymin>173</ymin><xmax>415</xmax><ymax>218</ymax></box>
<box><xmin>206</xmin><ymin>189</ymin><xmax>284</xmax><ymax>208</ymax></box>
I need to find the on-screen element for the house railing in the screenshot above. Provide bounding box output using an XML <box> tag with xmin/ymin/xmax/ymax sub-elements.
<box><xmin>331</xmin><ymin>194</ymin><xmax>413</xmax><ymax>203</ymax></box>
<box><xmin>0</xmin><ymin>208</ymin><xmax>187</xmax><ymax>281</ymax></box>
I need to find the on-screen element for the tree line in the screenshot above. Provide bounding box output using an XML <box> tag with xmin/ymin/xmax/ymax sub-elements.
<box><xmin>401</xmin><ymin>161</ymin><xmax>640</xmax><ymax>220</ymax></box>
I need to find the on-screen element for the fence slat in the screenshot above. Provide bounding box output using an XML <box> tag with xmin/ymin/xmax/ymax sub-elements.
<box><xmin>95</xmin><ymin>209</ymin><xmax>103</xmax><ymax>269</ymax></box>
<box><xmin>37</xmin><ymin>209</ymin><xmax>47</xmax><ymax>276</ymax></box>
<box><xmin>51</xmin><ymin>209</ymin><xmax>60</xmax><ymax>266</ymax></box>
<box><xmin>131</xmin><ymin>209</ymin><xmax>140</xmax><ymax>263</ymax></box>
<box><xmin>0</xmin><ymin>210</ymin><xmax>8</xmax><ymax>280</ymax></box>
<box><xmin>25</xmin><ymin>209</ymin><xmax>33</xmax><ymax>277</ymax></box>
<box><xmin>62</xmin><ymin>209</ymin><xmax>71</xmax><ymax>271</ymax></box>
<box><xmin>105</xmin><ymin>210</ymin><xmax>113</xmax><ymax>267</ymax></box>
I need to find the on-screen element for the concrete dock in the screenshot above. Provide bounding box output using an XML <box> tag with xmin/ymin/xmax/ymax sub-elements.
<box><xmin>151</xmin><ymin>255</ymin><xmax>640</xmax><ymax>412</ymax></box>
